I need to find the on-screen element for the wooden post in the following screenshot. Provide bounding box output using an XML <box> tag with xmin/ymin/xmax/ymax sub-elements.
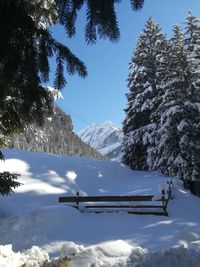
<box><xmin>169</xmin><ymin>179</ymin><xmax>173</xmax><ymax>199</ymax></box>
<box><xmin>76</xmin><ymin>191</ymin><xmax>79</xmax><ymax>210</ymax></box>
<box><xmin>167</xmin><ymin>181</ymin><xmax>170</xmax><ymax>200</ymax></box>
<box><xmin>167</xmin><ymin>179</ymin><xmax>173</xmax><ymax>200</ymax></box>
<box><xmin>161</xmin><ymin>189</ymin><xmax>167</xmax><ymax>216</ymax></box>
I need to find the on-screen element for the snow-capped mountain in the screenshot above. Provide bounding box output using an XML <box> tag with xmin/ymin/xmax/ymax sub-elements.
<box><xmin>78</xmin><ymin>121</ymin><xmax>123</xmax><ymax>161</ymax></box>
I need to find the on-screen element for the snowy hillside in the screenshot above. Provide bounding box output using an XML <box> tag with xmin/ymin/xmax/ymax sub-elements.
<box><xmin>7</xmin><ymin>106</ymin><xmax>104</xmax><ymax>160</ymax></box>
<box><xmin>0</xmin><ymin>149</ymin><xmax>200</xmax><ymax>266</ymax></box>
<box><xmin>78</xmin><ymin>121</ymin><xmax>123</xmax><ymax>161</ymax></box>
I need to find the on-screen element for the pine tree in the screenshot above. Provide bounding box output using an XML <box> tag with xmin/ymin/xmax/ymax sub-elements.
<box><xmin>0</xmin><ymin>0</ymin><xmax>144</xmax><ymax>144</ymax></box>
<box><xmin>0</xmin><ymin>172</ymin><xmax>21</xmax><ymax>196</ymax></box>
<box><xmin>122</xmin><ymin>18</ymin><xmax>169</xmax><ymax>170</ymax></box>
<box><xmin>155</xmin><ymin>25</ymin><xmax>189</xmax><ymax>177</ymax></box>
<box><xmin>179</xmin><ymin>12</ymin><xmax>200</xmax><ymax>182</ymax></box>
<box><xmin>0</xmin><ymin>152</ymin><xmax>20</xmax><ymax>196</ymax></box>
<box><xmin>0</xmin><ymin>0</ymin><xmax>144</xmax><ymax>195</ymax></box>
<box><xmin>154</xmin><ymin>13</ymin><xmax>200</xmax><ymax>184</ymax></box>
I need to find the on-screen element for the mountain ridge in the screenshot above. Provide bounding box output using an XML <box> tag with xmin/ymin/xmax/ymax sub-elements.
<box><xmin>78</xmin><ymin>121</ymin><xmax>123</xmax><ymax>161</ymax></box>
<box><xmin>6</xmin><ymin>106</ymin><xmax>105</xmax><ymax>160</ymax></box>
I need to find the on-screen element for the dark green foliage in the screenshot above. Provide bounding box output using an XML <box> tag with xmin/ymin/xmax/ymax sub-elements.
<box><xmin>155</xmin><ymin>26</ymin><xmax>189</xmax><ymax>177</ymax></box>
<box><xmin>54</xmin><ymin>51</ymin><xmax>67</xmax><ymax>90</ymax></box>
<box><xmin>157</xmin><ymin>13</ymin><xmax>200</xmax><ymax>182</ymax></box>
<box><xmin>84</xmin><ymin>0</ymin><xmax>119</xmax><ymax>44</ymax></box>
<box><xmin>0</xmin><ymin>172</ymin><xmax>21</xmax><ymax>196</ymax></box>
<box><xmin>123</xmin><ymin>13</ymin><xmax>200</xmax><ymax>184</ymax></box>
<box><xmin>0</xmin><ymin>0</ymin><xmax>144</xmax><ymax>197</ymax></box>
<box><xmin>0</xmin><ymin>0</ymin><xmax>144</xmax><ymax>140</ymax></box>
<box><xmin>0</xmin><ymin>151</ymin><xmax>4</xmax><ymax>161</ymax></box>
<box><xmin>122</xmin><ymin>18</ymin><xmax>169</xmax><ymax>170</ymax></box>
<box><xmin>56</xmin><ymin>0</ymin><xmax>144</xmax><ymax>44</ymax></box>
<box><xmin>130</xmin><ymin>0</ymin><xmax>144</xmax><ymax>11</ymax></box>
<box><xmin>0</xmin><ymin>0</ymin><xmax>87</xmax><ymax>139</ymax></box>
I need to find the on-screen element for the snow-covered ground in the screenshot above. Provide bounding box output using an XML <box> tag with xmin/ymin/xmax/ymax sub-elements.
<box><xmin>0</xmin><ymin>148</ymin><xmax>200</xmax><ymax>266</ymax></box>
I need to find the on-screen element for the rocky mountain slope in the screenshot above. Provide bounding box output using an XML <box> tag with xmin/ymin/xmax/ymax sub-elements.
<box><xmin>7</xmin><ymin>106</ymin><xmax>104</xmax><ymax>160</ymax></box>
<box><xmin>78</xmin><ymin>121</ymin><xmax>123</xmax><ymax>161</ymax></box>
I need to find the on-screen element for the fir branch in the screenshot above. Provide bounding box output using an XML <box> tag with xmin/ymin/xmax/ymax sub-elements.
<box><xmin>97</xmin><ymin>0</ymin><xmax>120</xmax><ymax>43</ymax></box>
<box><xmin>85</xmin><ymin>0</ymin><xmax>97</xmax><ymax>44</ymax></box>
<box><xmin>54</xmin><ymin>51</ymin><xmax>66</xmax><ymax>90</ymax></box>
<box><xmin>56</xmin><ymin>0</ymin><xmax>84</xmax><ymax>37</ymax></box>
<box><xmin>0</xmin><ymin>172</ymin><xmax>21</xmax><ymax>196</ymax></box>
<box><xmin>38</xmin><ymin>38</ymin><xmax>50</xmax><ymax>83</ymax></box>
<box><xmin>130</xmin><ymin>0</ymin><xmax>144</xmax><ymax>11</ymax></box>
<box><xmin>54</xmin><ymin>41</ymin><xmax>87</xmax><ymax>78</ymax></box>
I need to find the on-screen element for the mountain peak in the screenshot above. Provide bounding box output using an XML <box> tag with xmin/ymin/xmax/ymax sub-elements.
<box><xmin>102</xmin><ymin>121</ymin><xmax>121</xmax><ymax>132</ymax></box>
<box><xmin>103</xmin><ymin>120</ymin><xmax>113</xmax><ymax>126</ymax></box>
<box><xmin>78</xmin><ymin>121</ymin><xmax>123</xmax><ymax>161</ymax></box>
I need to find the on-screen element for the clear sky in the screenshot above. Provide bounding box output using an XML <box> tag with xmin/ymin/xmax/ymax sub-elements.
<box><xmin>49</xmin><ymin>0</ymin><xmax>200</xmax><ymax>133</ymax></box>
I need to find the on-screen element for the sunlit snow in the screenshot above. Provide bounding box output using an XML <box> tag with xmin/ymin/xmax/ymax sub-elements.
<box><xmin>0</xmin><ymin>148</ymin><xmax>200</xmax><ymax>266</ymax></box>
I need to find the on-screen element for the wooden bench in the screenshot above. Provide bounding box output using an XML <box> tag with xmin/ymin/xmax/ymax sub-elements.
<box><xmin>59</xmin><ymin>179</ymin><xmax>173</xmax><ymax>216</ymax></box>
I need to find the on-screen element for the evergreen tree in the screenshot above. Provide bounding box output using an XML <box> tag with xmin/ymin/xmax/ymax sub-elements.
<box><xmin>155</xmin><ymin>25</ymin><xmax>189</xmax><ymax>177</ymax></box>
<box><xmin>0</xmin><ymin>0</ymin><xmax>144</xmax><ymax>195</ymax></box>
<box><xmin>0</xmin><ymin>153</ymin><xmax>20</xmax><ymax>196</ymax></box>
<box><xmin>0</xmin><ymin>0</ymin><xmax>145</xmax><ymax>146</ymax></box>
<box><xmin>0</xmin><ymin>172</ymin><xmax>21</xmax><ymax>196</ymax></box>
<box><xmin>179</xmin><ymin>12</ymin><xmax>200</xmax><ymax>182</ymax></box>
<box><xmin>0</xmin><ymin>0</ymin><xmax>145</xmax><ymax>136</ymax></box>
<box><xmin>122</xmin><ymin>18</ymin><xmax>168</xmax><ymax>170</ymax></box>
<box><xmin>155</xmin><ymin>13</ymin><xmax>200</xmax><ymax>182</ymax></box>
<box><xmin>150</xmin><ymin>13</ymin><xmax>200</xmax><ymax>183</ymax></box>
<box><xmin>123</xmin><ymin>12</ymin><xmax>200</xmax><ymax>189</ymax></box>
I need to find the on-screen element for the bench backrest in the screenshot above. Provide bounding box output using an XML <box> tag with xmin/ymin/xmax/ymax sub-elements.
<box><xmin>59</xmin><ymin>195</ymin><xmax>160</xmax><ymax>203</ymax></box>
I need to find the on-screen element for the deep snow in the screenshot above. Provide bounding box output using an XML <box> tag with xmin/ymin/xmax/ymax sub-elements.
<box><xmin>0</xmin><ymin>148</ymin><xmax>200</xmax><ymax>266</ymax></box>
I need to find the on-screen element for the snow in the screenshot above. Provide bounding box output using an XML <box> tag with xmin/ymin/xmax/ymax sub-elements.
<box><xmin>177</xmin><ymin>120</ymin><xmax>188</xmax><ymax>131</ymax></box>
<box><xmin>194</xmin><ymin>102</ymin><xmax>200</xmax><ymax>112</ymax></box>
<box><xmin>78</xmin><ymin>121</ymin><xmax>123</xmax><ymax>161</ymax></box>
<box><xmin>78</xmin><ymin>121</ymin><xmax>122</xmax><ymax>150</ymax></box>
<box><xmin>0</xmin><ymin>148</ymin><xmax>200</xmax><ymax>266</ymax></box>
<box><xmin>98</xmin><ymin>141</ymin><xmax>121</xmax><ymax>160</ymax></box>
<box><xmin>1</xmin><ymin>242</ymin><xmax>200</xmax><ymax>267</ymax></box>
<box><xmin>46</xmin><ymin>86</ymin><xmax>64</xmax><ymax>100</ymax></box>
<box><xmin>0</xmin><ymin>245</ymin><xmax>49</xmax><ymax>267</ymax></box>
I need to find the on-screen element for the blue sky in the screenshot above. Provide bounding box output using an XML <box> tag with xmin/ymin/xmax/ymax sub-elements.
<box><xmin>50</xmin><ymin>0</ymin><xmax>200</xmax><ymax>132</ymax></box>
